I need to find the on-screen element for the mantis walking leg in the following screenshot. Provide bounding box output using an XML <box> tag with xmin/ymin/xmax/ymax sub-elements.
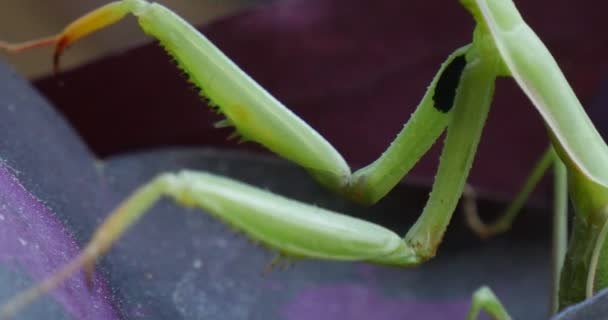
<box><xmin>465</xmin><ymin>147</ymin><xmax>568</xmax><ymax>316</ymax></box>
<box><xmin>552</xmin><ymin>156</ymin><xmax>568</xmax><ymax>315</ymax></box>
<box><xmin>464</xmin><ymin>147</ymin><xmax>554</xmax><ymax>238</ymax></box>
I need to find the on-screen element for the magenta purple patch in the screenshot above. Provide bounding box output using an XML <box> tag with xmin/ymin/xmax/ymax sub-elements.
<box><xmin>0</xmin><ymin>164</ymin><xmax>117</xmax><ymax>319</ymax></box>
<box><xmin>284</xmin><ymin>284</ymin><xmax>469</xmax><ymax>320</ymax></box>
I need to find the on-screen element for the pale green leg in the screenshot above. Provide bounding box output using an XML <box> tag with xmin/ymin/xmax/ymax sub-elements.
<box><xmin>466</xmin><ymin>287</ymin><xmax>512</xmax><ymax>320</ymax></box>
<box><xmin>82</xmin><ymin>171</ymin><xmax>422</xmax><ymax>267</ymax></box>
<box><xmin>463</xmin><ymin>148</ymin><xmax>567</xmax><ymax>316</ymax></box>
<box><xmin>551</xmin><ymin>156</ymin><xmax>568</xmax><ymax>315</ymax></box>
<box><xmin>404</xmin><ymin>48</ymin><xmax>498</xmax><ymax>258</ymax></box>
<box><xmin>464</xmin><ymin>147</ymin><xmax>554</xmax><ymax>238</ymax></box>
<box><xmin>346</xmin><ymin>46</ymin><xmax>468</xmax><ymax>204</ymax></box>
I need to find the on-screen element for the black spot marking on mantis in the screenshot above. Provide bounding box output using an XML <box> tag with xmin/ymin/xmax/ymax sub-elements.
<box><xmin>433</xmin><ymin>55</ymin><xmax>467</xmax><ymax>113</ymax></box>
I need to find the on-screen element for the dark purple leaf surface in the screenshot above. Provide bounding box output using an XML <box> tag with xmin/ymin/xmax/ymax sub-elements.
<box><xmin>554</xmin><ymin>288</ymin><xmax>608</xmax><ymax>320</ymax></box>
<box><xmin>0</xmin><ymin>165</ymin><xmax>115</xmax><ymax>319</ymax></box>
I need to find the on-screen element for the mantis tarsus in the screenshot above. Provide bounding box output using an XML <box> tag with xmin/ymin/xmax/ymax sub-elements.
<box><xmin>1</xmin><ymin>0</ymin><xmax>607</xmax><ymax>318</ymax></box>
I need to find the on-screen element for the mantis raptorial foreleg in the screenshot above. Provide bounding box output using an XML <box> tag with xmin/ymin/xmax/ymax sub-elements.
<box><xmin>3</xmin><ymin>0</ymin><xmax>608</xmax><ymax>318</ymax></box>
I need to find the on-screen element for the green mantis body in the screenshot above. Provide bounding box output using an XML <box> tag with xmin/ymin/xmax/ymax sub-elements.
<box><xmin>1</xmin><ymin>0</ymin><xmax>608</xmax><ymax>318</ymax></box>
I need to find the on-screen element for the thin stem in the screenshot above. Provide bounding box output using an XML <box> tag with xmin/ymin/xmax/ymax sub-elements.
<box><xmin>551</xmin><ymin>154</ymin><xmax>567</xmax><ymax>315</ymax></box>
<box><xmin>586</xmin><ymin>210</ymin><xmax>608</xmax><ymax>299</ymax></box>
<box><xmin>464</xmin><ymin>147</ymin><xmax>554</xmax><ymax>238</ymax></box>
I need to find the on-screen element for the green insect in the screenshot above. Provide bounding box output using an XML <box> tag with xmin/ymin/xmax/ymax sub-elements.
<box><xmin>1</xmin><ymin>0</ymin><xmax>607</xmax><ymax>318</ymax></box>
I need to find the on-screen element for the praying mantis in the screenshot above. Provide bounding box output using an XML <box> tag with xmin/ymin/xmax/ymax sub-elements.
<box><xmin>1</xmin><ymin>0</ymin><xmax>607</xmax><ymax>318</ymax></box>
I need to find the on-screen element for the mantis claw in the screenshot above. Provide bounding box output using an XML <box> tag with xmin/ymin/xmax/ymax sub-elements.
<box><xmin>0</xmin><ymin>36</ymin><xmax>67</xmax><ymax>74</ymax></box>
<box><xmin>0</xmin><ymin>1</ymin><xmax>130</xmax><ymax>73</ymax></box>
